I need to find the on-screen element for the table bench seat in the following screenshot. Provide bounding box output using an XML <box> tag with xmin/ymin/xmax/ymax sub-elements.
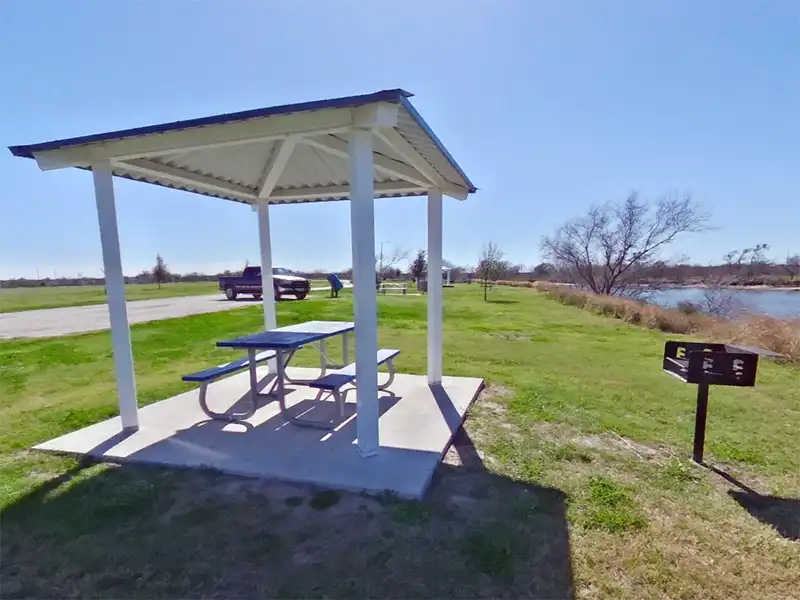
<box><xmin>271</xmin><ymin>348</ymin><xmax>401</xmax><ymax>430</ymax></box>
<box><xmin>182</xmin><ymin>351</ymin><xmax>276</xmax><ymax>422</ymax></box>
<box><xmin>182</xmin><ymin>351</ymin><xmax>276</xmax><ymax>383</ymax></box>
<box><xmin>309</xmin><ymin>348</ymin><xmax>400</xmax><ymax>391</ymax></box>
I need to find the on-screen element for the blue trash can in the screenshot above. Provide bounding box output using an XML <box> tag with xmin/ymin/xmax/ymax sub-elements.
<box><xmin>327</xmin><ymin>273</ymin><xmax>344</xmax><ymax>297</ymax></box>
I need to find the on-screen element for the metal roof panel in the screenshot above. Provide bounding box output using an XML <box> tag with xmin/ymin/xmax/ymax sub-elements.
<box><xmin>8</xmin><ymin>89</ymin><xmax>475</xmax><ymax>204</ymax></box>
<box><xmin>8</xmin><ymin>89</ymin><xmax>412</xmax><ymax>158</ymax></box>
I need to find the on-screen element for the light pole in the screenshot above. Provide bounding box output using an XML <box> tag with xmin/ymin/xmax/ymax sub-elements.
<box><xmin>378</xmin><ymin>240</ymin><xmax>391</xmax><ymax>281</ymax></box>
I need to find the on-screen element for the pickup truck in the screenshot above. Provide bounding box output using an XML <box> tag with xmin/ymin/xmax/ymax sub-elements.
<box><xmin>218</xmin><ymin>266</ymin><xmax>311</xmax><ymax>301</ymax></box>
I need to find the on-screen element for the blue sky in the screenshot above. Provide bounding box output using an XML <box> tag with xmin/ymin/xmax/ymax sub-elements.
<box><xmin>1</xmin><ymin>0</ymin><xmax>798</xmax><ymax>279</ymax></box>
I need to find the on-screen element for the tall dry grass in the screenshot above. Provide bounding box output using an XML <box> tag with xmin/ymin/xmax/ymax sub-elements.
<box><xmin>496</xmin><ymin>280</ymin><xmax>800</xmax><ymax>363</ymax></box>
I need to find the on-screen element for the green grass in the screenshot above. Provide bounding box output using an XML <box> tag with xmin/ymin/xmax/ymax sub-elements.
<box><xmin>1</xmin><ymin>285</ymin><xmax>798</xmax><ymax>599</ymax></box>
<box><xmin>0</xmin><ymin>282</ymin><xmax>219</xmax><ymax>313</ymax></box>
<box><xmin>579</xmin><ymin>476</ymin><xmax>648</xmax><ymax>534</ymax></box>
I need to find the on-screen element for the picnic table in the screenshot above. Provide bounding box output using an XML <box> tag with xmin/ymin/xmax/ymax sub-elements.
<box><xmin>216</xmin><ymin>320</ymin><xmax>353</xmax><ymax>426</ymax></box>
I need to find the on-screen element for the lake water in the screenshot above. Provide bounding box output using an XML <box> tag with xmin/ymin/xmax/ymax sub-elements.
<box><xmin>649</xmin><ymin>287</ymin><xmax>800</xmax><ymax>318</ymax></box>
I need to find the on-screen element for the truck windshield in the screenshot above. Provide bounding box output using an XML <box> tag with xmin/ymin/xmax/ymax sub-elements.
<box><xmin>272</xmin><ymin>268</ymin><xmax>293</xmax><ymax>276</ymax></box>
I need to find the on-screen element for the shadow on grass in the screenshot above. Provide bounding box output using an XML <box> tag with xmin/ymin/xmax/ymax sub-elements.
<box><xmin>1</xmin><ymin>428</ymin><xmax>574</xmax><ymax>599</ymax></box>
<box><xmin>486</xmin><ymin>299</ymin><xmax>519</xmax><ymax>305</ymax></box>
<box><xmin>703</xmin><ymin>462</ymin><xmax>800</xmax><ymax>541</ymax></box>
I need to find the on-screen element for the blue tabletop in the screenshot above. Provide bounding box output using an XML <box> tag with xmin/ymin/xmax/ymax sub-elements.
<box><xmin>217</xmin><ymin>320</ymin><xmax>353</xmax><ymax>350</ymax></box>
<box><xmin>274</xmin><ymin>320</ymin><xmax>354</xmax><ymax>335</ymax></box>
<box><xmin>217</xmin><ymin>330</ymin><xmax>327</xmax><ymax>350</ymax></box>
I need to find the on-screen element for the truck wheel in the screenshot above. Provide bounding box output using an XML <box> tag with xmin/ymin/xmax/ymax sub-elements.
<box><xmin>225</xmin><ymin>286</ymin><xmax>237</xmax><ymax>301</ymax></box>
<box><xmin>253</xmin><ymin>294</ymin><xmax>262</xmax><ymax>301</ymax></box>
<box><xmin>295</xmin><ymin>292</ymin><xmax>307</xmax><ymax>300</ymax></box>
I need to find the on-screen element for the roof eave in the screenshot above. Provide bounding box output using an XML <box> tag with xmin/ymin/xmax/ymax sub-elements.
<box><xmin>8</xmin><ymin>89</ymin><xmax>477</xmax><ymax>202</ymax></box>
<box><xmin>399</xmin><ymin>96</ymin><xmax>476</xmax><ymax>194</ymax></box>
<box><xmin>8</xmin><ymin>88</ymin><xmax>414</xmax><ymax>159</ymax></box>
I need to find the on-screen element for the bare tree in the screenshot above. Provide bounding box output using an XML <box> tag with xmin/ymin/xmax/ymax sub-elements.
<box><xmin>722</xmin><ymin>244</ymin><xmax>771</xmax><ymax>283</ymax></box>
<box><xmin>697</xmin><ymin>248</ymin><xmax>758</xmax><ymax>317</ymax></box>
<box><xmin>540</xmin><ymin>193</ymin><xmax>708</xmax><ymax>296</ymax></box>
<box><xmin>700</xmin><ymin>288</ymin><xmax>742</xmax><ymax>317</ymax></box>
<box><xmin>477</xmin><ymin>241</ymin><xmax>509</xmax><ymax>301</ymax></box>
<box><xmin>377</xmin><ymin>245</ymin><xmax>408</xmax><ymax>280</ymax></box>
<box><xmin>783</xmin><ymin>253</ymin><xmax>800</xmax><ymax>281</ymax></box>
<box><xmin>152</xmin><ymin>254</ymin><xmax>170</xmax><ymax>289</ymax></box>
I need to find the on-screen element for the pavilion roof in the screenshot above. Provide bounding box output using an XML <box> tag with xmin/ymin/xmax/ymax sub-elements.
<box><xmin>9</xmin><ymin>89</ymin><xmax>475</xmax><ymax>204</ymax></box>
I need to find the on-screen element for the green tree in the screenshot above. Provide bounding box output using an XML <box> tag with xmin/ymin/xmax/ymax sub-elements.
<box><xmin>152</xmin><ymin>254</ymin><xmax>170</xmax><ymax>289</ymax></box>
<box><xmin>409</xmin><ymin>250</ymin><xmax>427</xmax><ymax>280</ymax></box>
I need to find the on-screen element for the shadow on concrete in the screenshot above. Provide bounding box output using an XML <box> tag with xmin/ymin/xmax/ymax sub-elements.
<box><xmin>431</xmin><ymin>383</ymin><xmax>469</xmax><ymax>434</ymax></box>
<box><xmin>166</xmin><ymin>389</ymin><xmax>402</xmax><ymax>458</ymax></box>
<box><xmin>94</xmin><ymin>388</ymin><xmax>419</xmax><ymax>503</ymax></box>
<box><xmin>703</xmin><ymin>462</ymin><xmax>799</xmax><ymax>541</ymax></box>
<box><xmin>87</xmin><ymin>428</ymin><xmax>138</xmax><ymax>456</ymax></box>
<box><xmin>197</xmin><ymin>371</ymin><xmax>296</xmax><ymax>421</ymax></box>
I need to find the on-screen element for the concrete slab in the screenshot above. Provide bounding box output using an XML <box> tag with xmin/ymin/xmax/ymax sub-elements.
<box><xmin>34</xmin><ymin>368</ymin><xmax>484</xmax><ymax>499</ymax></box>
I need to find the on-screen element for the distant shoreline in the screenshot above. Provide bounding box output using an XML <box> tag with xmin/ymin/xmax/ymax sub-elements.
<box><xmin>536</xmin><ymin>281</ymin><xmax>800</xmax><ymax>292</ymax></box>
<box><xmin>654</xmin><ymin>283</ymin><xmax>800</xmax><ymax>292</ymax></box>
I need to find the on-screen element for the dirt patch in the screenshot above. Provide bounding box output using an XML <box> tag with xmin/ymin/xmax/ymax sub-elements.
<box><xmin>493</xmin><ymin>332</ymin><xmax>533</xmax><ymax>341</ymax></box>
<box><xmin>0</xmin><ymin>450</ymin><xmax>37</xmax><ymax>468</ymax></box>
<box><xmin>576</xmin><ymin>433</ymin><xmax>661</xmax><ymax>460</ymax></box>
<box><xmin>520</xmin><ymin>420</ymin><xmax>666</xmax><ymax>463</ymax></box>
<box><xmin>475</xmin><ymin>383</ymin><xmax>514</xmax><ymax>419</ymax></box>
<box><xmin>483</xmin><ymin>382</ymin><xmax>514</xmax><ymax>400</ymax></box>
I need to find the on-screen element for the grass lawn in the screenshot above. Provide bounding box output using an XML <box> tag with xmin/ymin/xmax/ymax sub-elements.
<box><xmin>0</xmin><ymin>282</ymin><xmax>220</xmax><ymax>313</ymax></box>
<box><xmin>1</xmin><ymin>285</ymin><xmax>798</xmax><ymax>598</ymax></box>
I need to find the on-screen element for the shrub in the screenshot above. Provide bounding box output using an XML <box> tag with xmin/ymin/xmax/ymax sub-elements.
<box><xmin>676</xmin><ymin>300</ymin><xmax>701</xmax><ymax>315</ymax></box>
<box><xmin>495</xmin><ymin>280</ymin><xmax>534</xmax><ymax>288</ymax></box>
<box><xmin>526</xmin><ymin>282</ymin><xmax>800</xmax><ymax>363</ymax></box>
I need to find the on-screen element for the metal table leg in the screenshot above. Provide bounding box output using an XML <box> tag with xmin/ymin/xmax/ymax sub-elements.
<box><xmin>276</xmin><ymin>348</ymin><xmax>288</xmax><ymax>414</ymax></box>
<box><xmin>247</xmin><ymin>348</ymin><xmax>259</xmax><ymax>406</ymax></box>
<box><xmin>277</xmin><ymin>351</ymin><xmax>335</xmax><ymax>429</ymax></box>
<box><xmin>284</xmin><ymin>338</ymin><xmax>336</xmax><ymax>384</ymax></box>
<box><xmin>199</xmin><ymin>348</ymin><xmax>270</xmax><ymax>422</ymax></box>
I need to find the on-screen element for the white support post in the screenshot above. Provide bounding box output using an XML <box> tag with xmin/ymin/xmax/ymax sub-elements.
<box><xmin>93</xmin><ymin>163</ymin><xmax>139</xmax><ymax>430</ymax></box>
<box><xmin>349</xmin><ymin>127</ymin><xmax>379</xmax><ymax>457</ymax></box>
<box><xmin>257</xmin><ymin>200</ymin><xmax>278</xmax><ymax>374</ymax></box>
<box><xmin>427</xmin><ymin>188</ymin><xmax>444</xmax><ymax>385</ymax></box>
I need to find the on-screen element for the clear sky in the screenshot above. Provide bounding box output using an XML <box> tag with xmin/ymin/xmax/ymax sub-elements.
<box><xmin>1</xmin><ymin>1</ymin><xmax>798</xmax><ymax>279</ymax></box>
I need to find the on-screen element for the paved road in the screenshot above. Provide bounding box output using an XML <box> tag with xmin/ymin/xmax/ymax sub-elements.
<box><xmin>0</xmin><ymin>294</ymin><xmax>257</xmax><ymax>340</ymax></box>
